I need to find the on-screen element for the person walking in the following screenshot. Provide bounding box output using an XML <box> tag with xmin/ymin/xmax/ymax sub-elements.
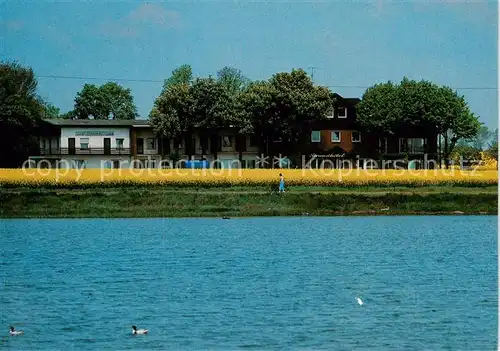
<box><xmin>278</xmin><ymin>173</ymin><xmax>285</xmax><ymax>193</ymax></box>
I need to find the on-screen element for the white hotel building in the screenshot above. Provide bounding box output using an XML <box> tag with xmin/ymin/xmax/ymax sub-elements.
<box><xmin>29</xmin><ymin>119</ymin><xmax>260</xmax><ymax>169</ymax></box>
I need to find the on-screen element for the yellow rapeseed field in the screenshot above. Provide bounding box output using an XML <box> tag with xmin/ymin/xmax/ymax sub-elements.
<box><xmin>0</xmin><ymin>168</ymin><xmax>497</xmax><ymax>187</ymax></box>
<box><xmin>478</xmin><ymin>152</ymin><xmax>498</xmax><ymax>171</ymax></box>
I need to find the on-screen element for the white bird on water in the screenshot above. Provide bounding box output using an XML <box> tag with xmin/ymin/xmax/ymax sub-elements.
<box><xmin>132</xmin><ymin>325</ymin><xmax>148</xmax><ymax>335</ymax></box>
<box><xmin>9</xmin><ymin>326</ymin><xmax>24</xmax><ymax>336</ymax></box>
<box><xmin>356</xmin><ymin>297</ymin><xmax>364</xmax><ymax>306</ymax></box>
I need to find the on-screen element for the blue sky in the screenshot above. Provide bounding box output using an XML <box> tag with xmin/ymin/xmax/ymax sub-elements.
<box><xmin>0</xmin><ymin>0</ymin><xmax>497</xmax><ymax>129</ymax></box>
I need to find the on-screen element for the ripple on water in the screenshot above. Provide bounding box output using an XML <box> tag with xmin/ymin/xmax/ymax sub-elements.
<box><xmin>0</xmin><ymin>216</ymin><xmax>497</xmax><ymax>350</ymax></box>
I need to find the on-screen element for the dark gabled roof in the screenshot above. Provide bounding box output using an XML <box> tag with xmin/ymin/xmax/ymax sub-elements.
<box><xmin>42</xmin><ymin>119</ymin><xmax>151</xmax><ymax>127</ymax></box>
<box><xmin>332</xmin><ymin>93</ymin><xmax>361</xmax><ymax>106</ymax></box>
<box><xmin>345</xmin><ymin>98</ymin><xmax>361</xmax><ymax>105</ymax></box>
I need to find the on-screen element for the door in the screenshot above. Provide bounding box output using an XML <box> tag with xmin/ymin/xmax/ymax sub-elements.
<box><xmin>68</xmin><ymin>138</ymin><xmax>76</xmax><ymax>155</ymax></box>
<box><xmin>104</xmin><ymin>138</ymin><xmax>111</xmax><ymax>155</ymax></box>
<box><xmin>137</xmin><ymin>138</ymin><xmax>144</xmax><ymax>155</ymax></box>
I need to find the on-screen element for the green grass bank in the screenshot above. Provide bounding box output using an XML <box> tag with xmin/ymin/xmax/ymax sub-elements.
<box><xmin>0</xmin><ymin>186</ymin><xmax>497</xmax><ymax>218</ymax></box>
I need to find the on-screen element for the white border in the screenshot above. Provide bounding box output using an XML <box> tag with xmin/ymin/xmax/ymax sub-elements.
<box><xmin>338</xmin><ymin>107</ymin><xmax>347</xmax><ymax>119</ymax></box>
<box><xmin>326</xmin><ymin>108</ymin><xmax>334</xmax><ymax>119</ymax></box>
<box><xmin>311</xmin><ymin>130</ymin><xmax>321</xmax><ymax>143</ymax></box>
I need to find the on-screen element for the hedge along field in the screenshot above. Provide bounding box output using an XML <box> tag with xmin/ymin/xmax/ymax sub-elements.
<box><xmin>0</xmin><ymin>168</ymin><xmax>497</xmax><ymax>189</ymax></box>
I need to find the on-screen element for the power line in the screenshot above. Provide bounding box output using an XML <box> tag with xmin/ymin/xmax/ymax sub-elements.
<box><xmin>38</xmin><ymin>75</ymin><xmax>163</xmax><ymax>83</ymax></box>
<box><xmin>36</xmin><ymin>74</ymin><xmax>499</xmax><ymax>91</ymax></box>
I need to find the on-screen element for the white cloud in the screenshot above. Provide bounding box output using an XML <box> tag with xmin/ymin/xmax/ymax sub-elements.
<box><xmin>128</xmin><ymin>3</ymin><xmax>180</xmax><ymax>27</ymax></box>
<box><xmin>98</xmin><ymin>3</ymin><xmax>180</xmax><ymax>39</ymax></box>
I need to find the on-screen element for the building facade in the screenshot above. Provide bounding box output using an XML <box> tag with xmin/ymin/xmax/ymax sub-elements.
<box><xmin>307</xmin><ymin>94</ymin><xmax>438</xmax><ymax>169</ymax></box>
<box><xmin>29</xmin><ymin>119</ymin><xmax>263</xmax><ymax>169</ymax></box>
<box><xmin>29</xmin><ymin>94</ymin><xmax>438</xmax><ymax>169</ymax></box>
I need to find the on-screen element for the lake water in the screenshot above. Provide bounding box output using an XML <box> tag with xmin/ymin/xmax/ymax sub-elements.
<box><xmin>0</xmin><ymin>216</ymin><xmax>497</xmax><ymax>350</ymax></box>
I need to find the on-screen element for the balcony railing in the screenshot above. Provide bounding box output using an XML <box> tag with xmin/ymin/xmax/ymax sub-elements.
<box><xmin>40</xmin><ymin>147</ymin><xmax>131</xmax><ymax>156</ymax></box>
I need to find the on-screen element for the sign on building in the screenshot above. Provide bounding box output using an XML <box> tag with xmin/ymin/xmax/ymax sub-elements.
<box><xmin>75</xmin><ymin>131</ymin><xmax>115</xmax><ymax>136</ymax></box>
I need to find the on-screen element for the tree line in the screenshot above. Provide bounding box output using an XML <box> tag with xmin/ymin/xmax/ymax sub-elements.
<box><xmin>0</xmin><ymin>60</ymin><xmax>497</xmax><ymax>168</ymax></box>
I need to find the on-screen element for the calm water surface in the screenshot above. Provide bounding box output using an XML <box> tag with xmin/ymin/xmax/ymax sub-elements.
<box><xmin>0</xmin><ymin>216</ymin><xmax>497</xmax><ymax>350</ymax></box>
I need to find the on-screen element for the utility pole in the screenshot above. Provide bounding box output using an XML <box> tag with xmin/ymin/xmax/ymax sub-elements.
<box><xmin>308</xmin><ymin>66</ymin><xmax>317</xmax><ymax>83</ymax></box>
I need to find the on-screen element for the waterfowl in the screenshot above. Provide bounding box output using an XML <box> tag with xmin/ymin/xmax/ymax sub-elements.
<box><xmin>356</xmin><ymin>297</ymin><xmax>364</xmax><ymax>306</ymax></box>
<box><xmin>9</xmin><ymin>326</ymin><xmax>24</xmax><ymax>336</ymax></box>
<box><xmin>132</xmin><ymin>325</ymin><xmax>148</xmax><ymax>335</ymax></box>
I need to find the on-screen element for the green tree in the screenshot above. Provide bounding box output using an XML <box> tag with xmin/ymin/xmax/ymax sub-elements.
<box><xmin>71</xmin><ymin>82</ymin><xmax>138</xmax><ymax>120</ymax></box>
<box><xmin>150</xmin><ymin>83</ymin><xmax>194</xmax><ymax>161</ymax></box>
<box><xmin>216</xmin><ymin>67</ymin><xmax>251</xmax><ymax>163</ymax></box>
<box><xmin>41</xmin><ymin>101</ymin><xmax>61</xmax><ymax>118</ymax></box>
<box><xmin>239</xmin><ymin>80</ymin><xmax>276</xmax><ymax>160</ymax></box>
<box><xmin>486</xmin><ymin>129</ymin><xmax>498</xmax><ymax>161</ymax></box>
<box><xmin>356</xmin><ymin>81</ymin><xmax>400</xmax><ymax>135</ymax></box>
<box><xmin>466</xmin><ymin>125</ymin><xmax>493</xmax><ymax>150</ymax></box>
<box><xmin>59</xmin><ymin>111</ymin><xmax>75</xmax><ymax>119</ymax></box>
<box><xmin>0</xmin><ymin>61</ymin><xmax>45</xmax><ymax>167</ymax></box>
<box><xmin>151</xmin><ymin>65</ymin><xmax>197</xmax><ymax>164</ymax></box>
<box><xmin>240</xmin><ymin>69</ymin><xmax>332</xmax><ymax>166</ymax></box>
<box><xmin>357</xmin><ymin>78</ymin><xmax>481</xmax><ymax>168</ymax></box>
<box><xmin>190</xmin><ymin>77</ymin><xmax>244</xmax><ymax>162</ymax></box>
<box><xmin>216</xmin><ymin>66</ymin><xmax>250</xmax><ymax>94</ymax></box>
<box><xmin>161</xmin><ymin>64</ymin><xmax>193</xmax><ymax>95</ymax></box>
<box><xmin>433</xmin><ymin>86</ymin><xmax>480</xmax><ymax>168</ymax></box>
<box><xmin>450</xmin><ymin>144</ymin><xmax>481</xmax><ymax>165</ymax></box>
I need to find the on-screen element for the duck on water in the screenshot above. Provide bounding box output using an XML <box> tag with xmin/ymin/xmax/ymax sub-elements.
<box><xmin>132</xmin><ymin>325</ymin><xmax>148</xmax><ymax>335</ymax></box>
<box><xmin>9</xmin><ymin>326</ymin><xmax>24</xmax><ymax>336</ymax></box>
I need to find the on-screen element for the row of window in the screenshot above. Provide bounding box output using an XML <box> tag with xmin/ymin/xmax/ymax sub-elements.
<box><xmin>137</xmin><ymin>138</ymin><xmax>157</xmax><ymax>151</ymax></box>
<box><xmin>70</xmin><ymin>159</ymin><xmax>264</xmax><ymax>169</ymax></box>
<box><xmin>133</xmin><ymin>159</ymin><xmax>260</xmax><ymax>169</ymax></box>
<box><xmin>73</xmin><ymin>136</ymin><xmax>256</xmax><ymax>151</ymax></box>
<box><xmin>311</xmin><ymin>131</ymin><xmax>361</xmax><ymax>143</ymax></box>
<box><xmin>72</xmin><ymin>137</ymin><xmax>126</xmax><ymax>150</ymax></box>
<box><xmin>62</xmin><ymin>134</ymin><xmax>425</xmax><ymax>154</ymax></box>
<box><xmin>311</xmin><ymin>133</ymin><xmax>426</xmax><ymax>153</ymax></box>
<box><xmin>379</xmin><ymin>137</ymin><xmax>426</xmax><ymax>153</ymax></box>
<box><xmin>174</xmin><ymin>136</ymin><xmax>258</xmax><ymax>149</ymax></box>
<box><xmin>326</xmin><ymin>107</ymin><xmax>348</xmax><ymax>119</ymax></box>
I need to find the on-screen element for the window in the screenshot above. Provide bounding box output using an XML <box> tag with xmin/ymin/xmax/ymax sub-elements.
<box><xmin>80</xmin><ymin>138</ymin><xmax>89</xmax><ymax>149</ymax></box>
<box><xmin>379</xmin><ymin>137</ymin><xmax>388</xmax><ymax>154</ymax></box>
<box><xmin>311</xmin><ymin>131</ymin><xmax>321</xmax><ymax>143</ymax></box>
<box><xmin>221</xmin><ymin>136</ymin><xmax>232</xmax><ymax>148</ymax></box>
<box><xmin>147</xmin><ymin>138</ymin><xmax>156</xmax><ymax>150</ymax></box>
<box><xmin>326</xmin><ymin>108</ymin><xmax>334</xmax><ymax>119</ymax></box>
<box><xmin>116</xmin><ymin>138</ymin><xmax>124</xmax><ymax>149</ymax></box>
<box><xmin>351</xmin><ymin>131</ymin><xmax>361</xmax><ymax>143</ymax></box>
<box><xmin>337</xmin><ymin>107</ymin><xmax>347</xmax><ymax>118</ymax></box>
<box><xmin>331</xmin><ymin>131</ymin><xmax>341</xmax><ymax>142</ymax></box>
<box><xmin>399</xmin><ymin>138</ymin><xmax>426</xmax><ymax>154</ymax></box>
